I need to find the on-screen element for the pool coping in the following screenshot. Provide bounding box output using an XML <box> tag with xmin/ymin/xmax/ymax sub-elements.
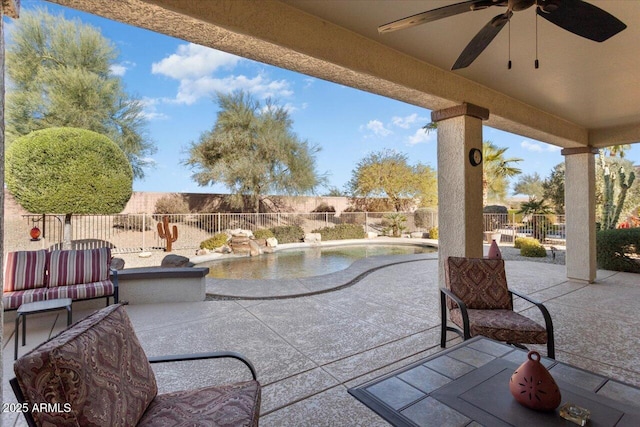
<box><xmin>203</xmin><ymin>238</ymin><xmax>439</xmax><ymax>300</ymax></box>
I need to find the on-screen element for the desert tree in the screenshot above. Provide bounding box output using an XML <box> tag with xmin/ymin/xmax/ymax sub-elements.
<box><xmin>6</xmin><ymin>8</ymin><xmax>155</xmax><ymax>178</ymax></box>
<box><xmin>347</xmin><ymin>149</ymin><xmax>437</xmax><ymax>211</ymax></box>
<box><xmin>6</xmin><ymin>128</ymin><xmax>134</xmax><ymax>249</ymax></box>
<box><xmin>513</xmin><ymin>172</ymin><xmax>544</xmax><ymax>199</ymax></box>
<box><xmin>185</xmin><ymin>91</ymin><xmax>322</xmax><ymax>213</ymax></box>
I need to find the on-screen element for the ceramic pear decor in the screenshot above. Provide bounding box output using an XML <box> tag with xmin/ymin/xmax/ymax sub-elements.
<box><xmin>509</xmin><ymin>350</ymin><xmax>562</xmax><ymax>411</ymax></box>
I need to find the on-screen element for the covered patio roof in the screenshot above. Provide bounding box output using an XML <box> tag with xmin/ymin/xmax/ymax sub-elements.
<box><xmin>48</xmin><ymin>0</ymin><xmax>640</xmax><ymax>149</ymax></box>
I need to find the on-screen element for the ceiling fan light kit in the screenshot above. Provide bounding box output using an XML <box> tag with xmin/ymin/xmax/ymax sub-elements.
<box><xmin>378</xmin><ymin>0</ymin><xmax>626</xmax><ymax>70</ymax></box>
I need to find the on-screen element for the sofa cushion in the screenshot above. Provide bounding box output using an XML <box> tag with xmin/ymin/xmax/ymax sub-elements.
<box><xmin>445</xmin><ymin>257</ymin><xmax>512</xmax><ymax>310</ymax></box>
<box><xmin>47</xmin><ymin>248</ymin><xmax>111</xmax><ymax>287</ymax></box>
<box><xmin>3</xmin><ymin>250</ymin><xmax>47</xmax><ymax>292</ymax></box>
<box><xmin>138</xmin><ymin>380</ymin><xmax>261</xmax><ymax>427</ymax></box>
<box><xmin>46</xmin><ymin>280</ymin><xmax>115</xmax><ymax>301</ymax></box>
<box><xmin>14</xmin><ymin>304</ymin><xmax>157</xmax><ymax>426</ymax></box>
<box><xmin>2</xmin><ymin>288</ymin><xmax>48</xmax><ymax>310</ymax></box>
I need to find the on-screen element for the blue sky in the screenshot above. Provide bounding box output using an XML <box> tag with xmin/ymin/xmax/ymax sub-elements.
<box><xmin>10</xmin><ymin>1</ymin><xmax>640</xmax><ymax>196</ymax></box>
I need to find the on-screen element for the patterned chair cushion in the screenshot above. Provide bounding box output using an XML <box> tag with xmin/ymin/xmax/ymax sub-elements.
<box><xmin>46</xmin><ymin>280</ymin><xmax>115</xmax><ymax>301</ymax></box>
<box><xmin>47</xmin><ymin>247</ymin><xmax>111</xmax><ymax>287</ymax></box>
<box><xmin>445</xmin><ymin>257</ymin><xmax>512</xmax><ymax>310</ymax></box>
<box><xmin>14</xmin><ymin>304</ymin><xmax>157</xmax><ymax>427</ymax></box>
<box><xmin>138</xmin><ymin>380</ymin><xmax>261</xmax><ymax>427</ymax></box>
<box><xmin>3</xmin><ymin>250</ymin><xmax>47</xmax><ymax>292</ymax></box>
<box><xmin>2</xmin><ymin>288</ymin><xmax>48</xmax><ymax>310</ymax></box>
<box><xmin>450</xmin><ymin>308</ymin><xmax>547</xmax><ymax>344</ymax></box>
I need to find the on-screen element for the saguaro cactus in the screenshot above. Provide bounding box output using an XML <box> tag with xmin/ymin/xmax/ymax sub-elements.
<box><xmin>157</xmin><ymin>215</ymin><xmax>178</xmax><ymax>252</ymax></box>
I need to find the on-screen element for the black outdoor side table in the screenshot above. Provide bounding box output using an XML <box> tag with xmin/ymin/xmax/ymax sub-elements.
<box><xmin>14</xmin><ymin>298</ymin><xmax>73</xmax><ymax>360</ymax></box>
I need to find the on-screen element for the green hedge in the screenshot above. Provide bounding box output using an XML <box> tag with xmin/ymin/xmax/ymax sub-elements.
<box><xmin>520</xmin><ymin>241</ymin><xmax>547</xmax><ymax>258</ymax></box>
<box><xmin>596</xmin><ymin>228</ymin><xmax>640</xmax><ymax>273</ymax></box>
<box><xmin>311</xmin><ymin>224</ymin><xmax>365</xmax><ymax>241</ymax></box>
<box><xmin>254</xmin><ymin>228</ymin><xmax>275</xmax><ymax>239</ymax></box>
<box><xmin>200</xmin><ymin>233</ymin><xmax>229</xmax><ymax>250</ymax></box>
<box><xmin>514</xmin><ymin>236</ymin><xmax>539</xmax><ymax>249</ymax></box>
<box><xmin>270</xmin><ymin>225</ymin><xmax>305</xmax><ymax>244</ymax></box>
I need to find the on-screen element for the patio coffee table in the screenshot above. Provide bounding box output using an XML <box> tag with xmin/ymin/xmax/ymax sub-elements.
<box><xmin>14</xmin><ymin>298</ymin><xmax>72</xmax><ymax>360</ymax></box>
<box><xmin>349</xmin><ymin>337</ymin><xmax>640</xmax><ymax>426</ymax></box>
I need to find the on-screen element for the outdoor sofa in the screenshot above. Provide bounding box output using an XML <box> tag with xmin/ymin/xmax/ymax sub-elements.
<box><xmin>2</xmin><ymin>247</ymin><xmax>118</xmax><ymax>311</ymax></box>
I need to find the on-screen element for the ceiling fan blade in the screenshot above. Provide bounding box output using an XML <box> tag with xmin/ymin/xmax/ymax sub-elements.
<box><xmin>452</xmin><ymin>11</ymin><xmax>512</xmax><ymax>70</ymax></box>
<box><xmin>378</xmin><ymin>0</ymin><xmax>504</xmax><ymax>33</ymax></box>
<box><xmin>537</xmin><ymin>0</ymin><xmax>626</xmax><ymax>42</ymax></box>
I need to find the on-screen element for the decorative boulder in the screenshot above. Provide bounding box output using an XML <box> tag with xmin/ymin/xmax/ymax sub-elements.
<box><xmin>161</xmin><ymin>254</ymin><xmax>193</xmax><ymax>268</ymax></box>
<box><xmin>410</xmin><ymin>232</ymin><xmax>428</xmax><ymax>239</ymax></box>
<box><xmin>229</xmin><ymin>228</ymin><xmax>254</xmax><ymax>239</ymax></box>
<box><xmin>367</xmin><ymin>232</ymin><xmax>378</xmax><ymax>239</ymax></box>
<box><xmin>266</xmin><ymin>237</ymin><xmax>278</xmax><ymax>248</ymax></box>
<box><xmin>304</xmin><ymin>233</ymin><xmax>321</xmax><ymax>243</ymax></box>
<box><xmin>195</xmin><ymin>248</ymin><xmax>210</xmax><ymax>256</ymax></box>
<box><xmin>110</xmin><ymin>257</ymin><xmax>125</xmax><ymax>270</ymax></box>
<box><xmin>249</xmin><ymin>240</ymin><xmax>263</xmax><ymax>257</ymax></box>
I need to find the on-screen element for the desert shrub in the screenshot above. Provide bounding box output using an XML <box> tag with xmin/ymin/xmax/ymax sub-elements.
<box><xmin>428</xmin><ymin>227</ymin><xmax>439</xmax><ymax>240</ymax></box>
<box><xmin>311</xmin><ymin>202</ymin><xmax>336</xmax><ymax>213</ymax></box>
<box><xmin>269</xmin><ymin>225</ymin><xmax>305</xmax><ymax>244</ymax></box>
<box><xmin>514</xmin><ymin>236</ymin><xmax>539</xmax><ymax>249</ymax></box>
<box><xmin>519</xmin><ymin>240</ymin><xmax>547</xmax><ymax>257</ymax></box>
<box><xmin>414</xmin><ymin>208</ymin><xmax>436</xmax><ymax>229</ymax></box>
<box><xmin>311</xmin><ymin>224</ymin><xmax>365</xmax><ymax>241</ymax></box>
<box><xmin>113</xmin><ymin>214</ymin><xmax>154</xmax><ymax>231</ymax></box>
<box><xmin>200</xmin><ymin>233</ymin><xmax>229</xmax><ymax>250</ymax></box>
<box><xmin>596</xmin><ymin>228</ymin><xmax>640</xmax><ymax>273</ymax></box>
<box><xmin>154</xmin><ymin>193</ymin><xmax>190</xmax><ymax>218</ymax></box>
<box><xmin>254</xmin><ymin>228</ymin><xmax>275</xmax><ymax>239</ymax></box>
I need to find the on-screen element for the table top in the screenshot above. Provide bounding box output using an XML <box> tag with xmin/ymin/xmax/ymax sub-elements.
<box><xmin>17</xmin><ymin>298</ymin><xmax>73</xmax><ymax>314</ymax></box>
<box><xmin>349</xmin><ymin>337</ymin><xmax>640</xmax><ymax>427</ymax></box>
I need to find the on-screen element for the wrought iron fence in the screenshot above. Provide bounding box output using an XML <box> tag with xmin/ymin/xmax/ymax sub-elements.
<box><xmin>8</xmin><ymin>210</ymin><xmax>563</xmax><ymax>254</ymax></box>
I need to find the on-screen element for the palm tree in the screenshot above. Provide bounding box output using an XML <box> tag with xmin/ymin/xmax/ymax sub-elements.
<box><xmin>604</xmin><ymin>144</ymin><xmax>631</xmax><ymax>158</ymax></box>
<box><xmin>483</xmin><ymin>141</ymin><xmax>522</xmax><ymax>205</ymax></box>
<box><xmin>517</xmin><ymin>197</ymin><xmax>553</xmax><ymax>241</ymax></box>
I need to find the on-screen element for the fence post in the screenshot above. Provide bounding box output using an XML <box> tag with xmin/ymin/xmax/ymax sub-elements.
<box><xmin>142</xmin><ymin>214</ymin><xmax>146</xmax><ymax>251</ymax></box>
<box><xmin>325</xmin><ymin>212</ymin><xmax>328</xmax><ymax>227</ymax></box>
<box><xmin>365</xmin><ymin>212</ymin><xmax>368</xmax><ymax>233</ymax></box>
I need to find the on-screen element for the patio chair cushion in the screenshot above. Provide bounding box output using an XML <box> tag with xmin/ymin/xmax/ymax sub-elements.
<box><xmin>445</xmin><ymin>257</ymin><xmax>512</xmax><ymax>310</ymax></box>
<box><xmin>138</xmin><ymin>380</ymin><xmax>261</xmax><ymax>427</ymax></box>
<box><xmin>13</xmin><ymin>304</ymin><xmax>157</xmax><ymax>426</ymax></box>
<box><xmin>3</xmin><ymin>250</ymin><xmax>47</xmax><ymax>292</ymax></box>
<box><xmin>46</xmin><ymin>247</ymin><xmax>111</xmax><ymax>287</ymax></box>
<box><xmin>46</xmin><ymin>279</ymin><xmax>115</xmax><ymax>300</ymax></box>
<box><xmin>450</xmin><ymin>308</ymin><xmax>548</xmax><ymax>344</ymax></box>
<box><xmin>2</xmin><ymin>288</ymin><xmax>48</xmax><ymax>310</ymax></box>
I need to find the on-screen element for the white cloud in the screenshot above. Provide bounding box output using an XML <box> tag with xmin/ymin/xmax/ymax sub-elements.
<box><xmin>151</xmin><ymin>43</ymin><xmax>241</xmax><ymax>79</ymax></box>
<box><xmin>152</xmin><ymin>43</ymin><xmax>293</xmax><ymax>105</ymax></box>
<box><xmin>364</xmin><ymin>120</ymin><xmax>392</xmax><ymax>137</ymax></box>
<box><xmin>407</xmin><ymin>128</ymin><xmax>433</xmax><ymax>145</ymax></box>
<box><xmin>140</xmin><ymin>97</ymin><xmax>169</xmax><ymax>121</ymax></box>
<box><xmin>521</xmin><ymin>140</ymin><xmax>561</xmax><ymax>152</ymax></box>
<box><xmin>110</xmin><ymin>64</ymin><xmax>127</xmax><ymax>76</ymax></box>
<box><xmin>392</xmin><ymin>113</ymin><xmax>420</xmax><ymax>129</ymax></box>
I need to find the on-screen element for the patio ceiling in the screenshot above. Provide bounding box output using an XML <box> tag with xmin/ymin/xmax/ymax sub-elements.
<box><xmin>48</xmin><ymin>0</ymin><xmax>640</xmax><ymax>149</ymax></box>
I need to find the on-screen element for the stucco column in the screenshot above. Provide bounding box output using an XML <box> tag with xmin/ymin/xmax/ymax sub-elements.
<box><xmin>432</xmin><ymin>103</ymin><xmax>489</xmax><ymax>285</ymax></box>
<box><xmin>1</xmin><ymin>0</ymin><xmax>20</xmax><ymax>399</ymax></box>
<box><xmin>562</xmin><ymin>147</ymin><xmax>597</xmax><ymax>283</ymax></box>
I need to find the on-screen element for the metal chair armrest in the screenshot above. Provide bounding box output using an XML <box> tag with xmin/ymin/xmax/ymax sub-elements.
<box><xmin>110</xmin><ymin>268</ymin><xmax>119</xmax><ymax>303</ymax></box>
<box><xmin>148</xmin><ymin>351</ymin><xmax>258</xmax><ymax>380</ymax></box>
<box><xmin>509</xmin><ymin>289</ymin><xmax>555</xmax><ymax>358</ymax></box>
<box><xmin>440</xmin><ymin>288</ymin><xmax>471</xmax><ymax>339</ymax></box>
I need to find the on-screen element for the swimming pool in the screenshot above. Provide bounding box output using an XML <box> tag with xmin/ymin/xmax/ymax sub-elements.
<box><xmin>201</xmin><ymin>244</ymin><xmax>436</xmax><ymax>280</ymax></box>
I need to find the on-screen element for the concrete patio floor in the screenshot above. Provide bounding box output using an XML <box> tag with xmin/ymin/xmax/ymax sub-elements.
<box><xmin>3</xmin><ymin>253</ymin><xmax>640</xmax><ymax>426</ymax></box>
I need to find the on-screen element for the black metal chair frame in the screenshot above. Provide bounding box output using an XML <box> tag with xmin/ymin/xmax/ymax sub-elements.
<box><xmin>440</xmin><ymin>287</ymin><xmax>555</xmax><ymax>359</ymax></box>
<box><xmin>10</xmin><ymin>351</ymin><xmax>257</xmax><ymax>427</ymax></box>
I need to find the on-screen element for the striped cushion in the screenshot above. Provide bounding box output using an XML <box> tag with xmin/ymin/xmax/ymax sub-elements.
<box><xmin>46</xmin><ymin>280</ymin><xmax>114</xmax><ymax>301</ymax></box>
<box><xmin>47</xmin><ymin>248</ymin><xmax>111</xmax><ymax>287</ymax></box>
<box><xmin>3</xmin><ymin>250</ymin><xmax>48</xmax><ymax>292</ymax></box>
<box><xmin>2</xmin><ymin>288</ymin><xmax>48</xmax><ymax>310</ymax></box>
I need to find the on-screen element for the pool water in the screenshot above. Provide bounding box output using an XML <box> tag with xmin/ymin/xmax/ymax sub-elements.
<box><xmin>202</xmin><ymin>244</ymin><xmax>435</xmax><ymax>279</ymax></box>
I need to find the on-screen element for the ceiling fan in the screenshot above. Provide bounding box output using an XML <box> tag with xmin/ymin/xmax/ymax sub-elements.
<box><xmin>378</xmin><ymin>0</ymin><xmax>626</xmax><ymax>70</ymax></box>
